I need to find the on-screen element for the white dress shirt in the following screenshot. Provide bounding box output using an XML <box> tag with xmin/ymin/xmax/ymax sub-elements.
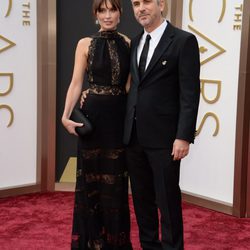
<box><xmin>137</xmin><ymin>20</ymin><xmax>168</xmax><ymax>70</ymax></box>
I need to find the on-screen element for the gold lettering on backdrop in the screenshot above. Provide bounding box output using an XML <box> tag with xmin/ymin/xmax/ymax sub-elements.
<box><xmin>189</xmin><ymin>0</ymin><xmax>194</xmax><ymax>21</ymax></box>
<box><xmin>218</xmin><ymin>0</ymin><xmax>226</xmax><ymax>23</ymax></box>
<box><xmin>1</xmin><ymin>0</ymin><xmax>13</xmax><ymax>17</ymax></box>
<box><xmin>189</xmin><ymin>0</ymin><xmax>226</xmax><ymax>23</ymax></box>
<box><xmin>233</xmin><ymin>4</ymin><xmax>243</xmax><ymax>30</ymax></box>
<box><xmin>200</xmin><ymin>46</ymin><xmax>208</xmax><ymax>54</ymax></box>
<box><xmin>0</xmin><ymin>35</ymin><xmax>16</xmax><ymax>53</ymax></box>
<box><xmin>187</xmin><ymin>1</ymin><xmax>228</xmax><ymax>137</ymax></box>
<box><xmin>200</xmin><ymin>79</ymin><xmax>221</xmax><ymax>104</ymax></box>
<box><xmin>0</xmin><ymin>73</ymin><xmax>13</xmax><ymax>96</ymax></box>
<box><xmin>196</xmin><ymin>112</ymin><xmax>220</xmax><ymax>137</ymax></box>
<box><xmin>0</xmin><ymin>73</ymin><xmax>14</xmax><ymax>126</ymax></box>
<box><xmin>0</xmin><ymin>104</ymin><xmax>14</xmax><ymax>127</ymax></box>
<box><xmin>22</xmin><ymin>2</ymin><xmax>31</xmax><ymax>26</ymax></box>
<box><xmin>188</xmin><ymin>25</ymin><xmax>226</xmax><ymax>66</ymax></box>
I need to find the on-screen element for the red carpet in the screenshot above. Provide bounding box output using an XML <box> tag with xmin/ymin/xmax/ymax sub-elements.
<box><xmin>0</xmin><ymin>192</ymin><xmax>250</xmax><ymax>249</ymax></box>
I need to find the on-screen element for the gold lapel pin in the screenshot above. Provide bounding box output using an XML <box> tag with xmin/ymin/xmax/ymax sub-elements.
<box><xmin>162</xmin><ymin>60</ymin><xmax>167</xmax><ymax>65</ymax></box>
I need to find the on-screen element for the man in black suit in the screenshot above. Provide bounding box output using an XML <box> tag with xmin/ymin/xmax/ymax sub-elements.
<box><xmin>124</xmin><ymin>0</ymin><xmax>200</xmax><ymax>249</ymax></box>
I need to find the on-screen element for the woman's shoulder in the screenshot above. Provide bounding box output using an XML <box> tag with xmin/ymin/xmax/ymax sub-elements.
<box><xmin>75</xmin><ymin>37</ymin><xmax>93</xmax><ymax>57</ymax></box>
<box><xmin>118</xmin><ymin>32</ymin><xmax>131</xmax><ymax>46</ymax></box>
<box><xmin>77</xmin><ymin>37</ymin><xmax>92</xmax><ymax>48</ymax></box>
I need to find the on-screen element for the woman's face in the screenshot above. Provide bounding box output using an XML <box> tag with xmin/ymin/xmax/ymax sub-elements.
<box><xmin>96</xmin><ymin>1</ymin><xmax>120</xmax><ymax>31</ymax></box>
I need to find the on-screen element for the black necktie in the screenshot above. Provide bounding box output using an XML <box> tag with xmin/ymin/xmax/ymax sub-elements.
<box><xmin>139</xmin><ymin>34</ymin><xmax>151</xmax><ymax>78</ymax></box>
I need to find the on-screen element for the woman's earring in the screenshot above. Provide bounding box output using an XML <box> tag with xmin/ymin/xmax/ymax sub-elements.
<box><xmin>95</xmin><ymin>19</ymin><xmax>99</xmax><ymax>25</ymax></box>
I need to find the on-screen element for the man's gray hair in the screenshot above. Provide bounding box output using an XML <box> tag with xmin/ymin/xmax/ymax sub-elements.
<box><xmin>130</xmin><ymin>0</ymin><xmax>168</xmax><ymax>15</ymax></box>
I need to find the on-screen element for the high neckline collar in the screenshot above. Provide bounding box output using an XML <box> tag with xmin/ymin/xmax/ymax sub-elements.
<box><xmin>98</xmin><ymin>29</ymin><xmax>118</xmax><ymax>38</ymax></box>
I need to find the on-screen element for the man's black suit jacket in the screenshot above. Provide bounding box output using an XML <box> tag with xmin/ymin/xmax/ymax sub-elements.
<box><xmin>124</xmin><ymin>21</ymin><xmax>200</xmax><ymax>148</ymax></box>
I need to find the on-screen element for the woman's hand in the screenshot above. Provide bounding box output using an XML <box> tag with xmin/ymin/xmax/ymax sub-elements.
<box><xmin>80</xmin><ymin>89</ymin><xmax>89</xmax><ymax>108</ymax></box>
<box><xmin>61</xmin><ymin>117</ymin><xmax>83</xmax><ymax>136</ymax></box>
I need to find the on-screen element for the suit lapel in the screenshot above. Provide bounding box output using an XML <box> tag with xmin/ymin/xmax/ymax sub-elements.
<box><xmin>141</xmin><ymin>22</ymin><xmax>175</xmax><ymax>82</ymax></box>
<box><xmin>131</xmin><ymin>32</ymin><xmax>142</xmax><ymax>85</ymax></box>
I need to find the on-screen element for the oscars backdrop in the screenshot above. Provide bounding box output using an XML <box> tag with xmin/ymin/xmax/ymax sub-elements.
<box><xmin>180</xmin><ymin>0</ymin><xmax>244</xmax><ymax>205</ymax></box>
<box><xmin>0</xmin><ymin>0</ymin><xmax>37</xmax><ymax>189</ymax></box>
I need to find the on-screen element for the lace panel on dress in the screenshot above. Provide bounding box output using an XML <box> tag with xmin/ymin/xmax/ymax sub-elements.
<box><xmin>107</xmin><ymin>39</ymin><xmax>120</xmax><ymax>85</ymax></box>
<box><xmin>85</xmin><ymin>172</ymin><xmax>128</xmax><ymax>184</ymax></box>
<box><xmin>81</xmin><ymin>148</ymin><xmax>125</xmax><ymax>159</ymax></box>
<box><xmin>87</xmin><ymin>38</ymin><xmax>96</xmax><ymax>83</ymax></box>
<box><xmin>89</xmin><ymin>83</ymin><xmax>125</xmax><ymax>96</ymax></box>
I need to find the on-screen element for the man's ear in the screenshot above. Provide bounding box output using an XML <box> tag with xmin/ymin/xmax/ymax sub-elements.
<box><xmin>160</xmin><ymin>0</ymin><xmax>167</xmax><ymax>14</ymax></box>
<box><xmin>162</xmin><ymin>0</ymin><xmax>168</xmax><ymax>17</ymax></box>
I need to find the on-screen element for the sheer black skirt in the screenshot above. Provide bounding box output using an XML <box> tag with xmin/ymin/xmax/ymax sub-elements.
<box><xmin>71</xmin><ymin>94</ymin><xmax>132</xmax><ymax>250</ymax></box>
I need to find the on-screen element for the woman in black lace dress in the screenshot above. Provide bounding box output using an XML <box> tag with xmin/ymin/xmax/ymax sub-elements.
<box><xmin>61</xmin><ymin>0</ymin><xmax>132</xmax><ymax>249</ymax></box>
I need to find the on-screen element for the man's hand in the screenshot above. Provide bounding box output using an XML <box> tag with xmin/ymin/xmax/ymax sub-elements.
<box><xmin>171</xmin><ymin>139</ymin><xmax>190</xmax><ymax>161</ymax></box>
<box><xmin>80</xmin><ymin>89</ymin><xmax>89</xmax><ymax>108</ymax></box>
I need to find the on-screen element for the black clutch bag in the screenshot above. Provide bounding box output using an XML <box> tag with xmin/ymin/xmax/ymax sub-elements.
<box><xmin>70</xmin><ymin>108</ymin><xmax>93</xmax><ymax>136</ymax></box>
